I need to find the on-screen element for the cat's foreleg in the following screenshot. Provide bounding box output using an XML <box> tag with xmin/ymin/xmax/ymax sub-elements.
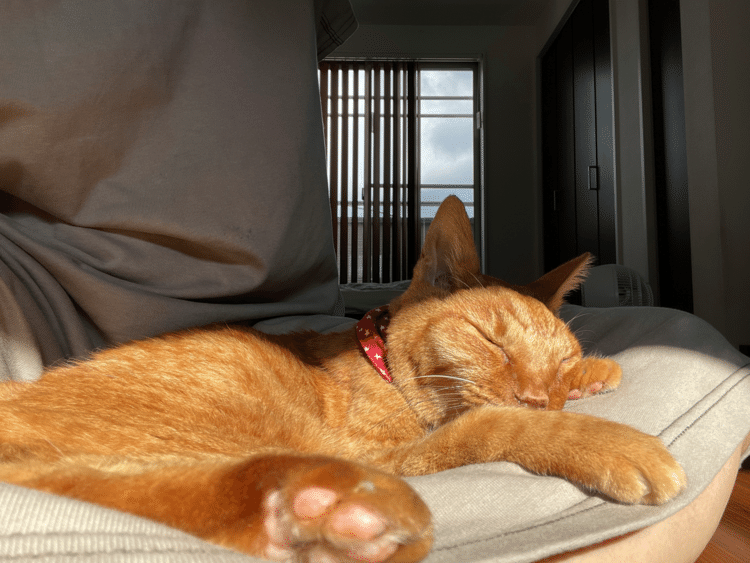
<box><xmin>0</xmin><ymin>454</ymin><xmax>432</xmax><ymax>563</ymax></box>
<box><xmin>381</xmin><ymin>406</ymin><xmax>686</xmax><ymax>505</ymax></box>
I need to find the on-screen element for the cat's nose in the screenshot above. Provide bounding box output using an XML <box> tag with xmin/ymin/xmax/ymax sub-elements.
<box><xmin>516</xmin><ymin>389</ymin><xmax>549</xmax><ymax>409</ymax></box>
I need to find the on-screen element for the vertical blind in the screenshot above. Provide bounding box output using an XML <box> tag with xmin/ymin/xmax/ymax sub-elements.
<box><xmin>319</xmin><ymin>61</ymin><xmax>420</xmax><ymax>284</ymax></box>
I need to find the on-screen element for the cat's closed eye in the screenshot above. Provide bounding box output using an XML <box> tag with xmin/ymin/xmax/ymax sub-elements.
<box><xmin>481</xmin><ymin>335</ymin><xmax>511</xmax><ymax>365</ymax></box>
<box><xmin>467</xmin><ymin>322</ymin><xmax>510</xmax><ymax>363</ymax></box>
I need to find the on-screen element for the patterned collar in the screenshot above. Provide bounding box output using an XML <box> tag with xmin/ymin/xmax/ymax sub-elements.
<box><xmin>355</xmin><ymin>306</ymin><xmax>392</xmax><ymax>383</ymax></box>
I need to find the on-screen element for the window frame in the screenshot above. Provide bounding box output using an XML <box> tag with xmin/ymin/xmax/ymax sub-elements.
<box><xmin>414</xmin><ymin>61</ymin><xmax>483</xmax><ymax>263</ymax></box>
<box><xmin>319</xmin><ymin>58</ymin><xmax>484</xmax><ymax>282</ymax></box>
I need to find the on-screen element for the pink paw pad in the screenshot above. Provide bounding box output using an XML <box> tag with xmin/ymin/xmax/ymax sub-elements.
<box><xmin>263</xmin><ymin>485</ymin><xmax>399</xmax><ymax>563</ymax></box>
<box><xmin>293</xmin><ymin>486</ymin><xmax>338</xmax><ymax>519</ymax></box>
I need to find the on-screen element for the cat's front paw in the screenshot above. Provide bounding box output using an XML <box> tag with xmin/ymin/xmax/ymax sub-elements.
<box><xmin>573</xmin><ymin>421</ymin><xmax>687</xmax><ymax>505</ymax></box>
<box><xmin>603</xmin><ymin>434</ymin><xmax>686</xmax><ymax>505</ymax></box>
<box><xmin>262</xmin><ymin>458</ymin><xmax>432</xmax><ymax>562</ymax></box>
<box><xmin>567</xmin><ymin>357</ymin><xmax>622</xmax><ymax>400</ymax></box>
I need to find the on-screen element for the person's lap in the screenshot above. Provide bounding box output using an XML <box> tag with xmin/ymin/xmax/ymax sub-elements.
<box><xmin>538</xmin><ymin>433</ymin><xmax>750</xmax><ymax>563</ymax></box>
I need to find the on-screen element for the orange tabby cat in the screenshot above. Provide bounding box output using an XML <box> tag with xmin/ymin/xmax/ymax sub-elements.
<box><xmin>0</xmin><ymin>196</ymin><xmax>685</xmax><ymax>563</ymax></box>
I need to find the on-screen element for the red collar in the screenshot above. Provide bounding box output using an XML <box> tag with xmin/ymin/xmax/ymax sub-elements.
<box><xmin>355</xmin><ymin>306</ymin><xmax>393</xmax><ymax>383</ymax></box>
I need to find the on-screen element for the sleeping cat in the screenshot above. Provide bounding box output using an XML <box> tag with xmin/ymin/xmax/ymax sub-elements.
<box><xmin>0</xmin><ymin>196</ymin><xmax>685</xmax><ymax>563</ymax></box>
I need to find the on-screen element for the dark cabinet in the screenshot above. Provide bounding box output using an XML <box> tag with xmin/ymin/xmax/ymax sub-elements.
<box><xmin>541</xmin><ymin>0</ymin><xmax>615</xmax><ymax>271</ymax></box>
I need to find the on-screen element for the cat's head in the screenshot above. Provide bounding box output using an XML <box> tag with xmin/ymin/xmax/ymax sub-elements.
<box><xmin>386</xmin><ymin>196</ymin><xmax>591</xmax><ymax>426</ymax></box>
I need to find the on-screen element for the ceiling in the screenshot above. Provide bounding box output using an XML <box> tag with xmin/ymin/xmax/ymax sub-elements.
<box><xmin>348</xmin><ymin>0</ymin><xmax>552</xmax><ymax>26</ymax></box>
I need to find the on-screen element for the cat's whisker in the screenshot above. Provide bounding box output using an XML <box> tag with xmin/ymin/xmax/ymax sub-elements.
<box><xmin>362</xmin><ymin>402</ymin><xmax>437</xmax><ymax>435</ymax></box>
<box><xmin>45</xmin><ymin>439</ymin><xmax>64</xmax><ymax>457</ymax></box>
<box><xmin>564</xmin><ymin>313</ymin><xmax>594</xmax><ymax>334</ymax></box>
<box><xmin>426</xmin><ymin>388</ymin><xmax>473</xmax><ymax>400</ymax></box>
<box><xmin>468</xmin><ymin>271</ymin><xmax>485</xmax><ymax>288</ymax></box>
<box><xmin>409</xmin><ymin>374</ymin><xmax>475</xmax><ymax>385</ymax></box>
<box><xmin>571</xmin><ymin>326</ymin><xmax>596</xmax><ymax>341</ymax></box>
<box><xmin>402</xmin><ymin>372</ymin><xmax>478</xmax><ymax>389</ymax></box>
<box><xmin>563</xmin><ymin>311</ymin><xmax>590</xmax><ymax>326</ymax></box>
<box><xmin>573</xmin><ymin>335</ymin><xmax>596</xmax><ymax>348</ymax></box>
<box><xmin>448</xmin><ymin>271</ymin><xmax>472</xmax><ymax>290</ymax></box>
<box><xmin>572</xmin><ymin>333</ymin><xmax>595</xmax><ymax>344</ymax></box>
<box><xmin>362</xmin><ymin>392</ymin><xmax>469</xmax><ymax>436</ymax></box>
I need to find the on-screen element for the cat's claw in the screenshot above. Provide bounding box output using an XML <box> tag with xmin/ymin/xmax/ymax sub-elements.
<box><xmin>262</xmin><ymin>463</ymin><xmax>432</xmax><ymax>563</ymax></box>
<box><xmin>568</xmin><ymin>381</ymin><xmax>604</xmax><ymax>400</ymax></box>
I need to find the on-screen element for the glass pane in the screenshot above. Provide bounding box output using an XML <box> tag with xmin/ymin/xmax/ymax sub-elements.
<box><xmin>420</xmin><ymin>70</ymin><xmax>473</xmax><ymax>97</ymax></box>
<box><xmin>420</xmin><ymin>187</ymin><xmax>474</xmax><ymax>220</ymax></box>
<box><xmin>421</xmin><ymin>99</ymin><xmax>473</xmax><ymax>115</ymax></box>
<box><xmin>421</xmin><ymin>187</ymin><xmax>475</xmax><ymax>204</ymax></box>
<box><xmin>420</xmin><ymin>117</ymin><xmax>474</xmax><ymax>185</ymax></box>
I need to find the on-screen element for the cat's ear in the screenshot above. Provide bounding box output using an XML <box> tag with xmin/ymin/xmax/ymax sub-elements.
<box><xmin>524</xmin><ymin>253</ymin><xmax>594</xmax><ymax>313</ymax></box>
<box><xmin>412</xmin><ymin>195</ymin><xmax>480</xmax><ymax>291</ymax></box>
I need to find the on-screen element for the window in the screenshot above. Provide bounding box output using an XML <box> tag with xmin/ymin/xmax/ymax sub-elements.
<box><xmin>319</xmin><ymin>60</ymin><xmax>482</xmax><ymax>283</ymax></box>
<box><xmin>418</xmin><ymin>64</ymin><xmax>479</xmax><ymax>247</ymax></box>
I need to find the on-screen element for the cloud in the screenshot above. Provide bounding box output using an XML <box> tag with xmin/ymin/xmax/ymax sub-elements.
<box><xmin>420</xmin><ymin>118</ymin><xmax>474</xmax><ymax>184</ymax></box>
<box><xmin>420</xmin><ymin>70</ymin><xmax>473</xmax><ymax>97</ymax></box>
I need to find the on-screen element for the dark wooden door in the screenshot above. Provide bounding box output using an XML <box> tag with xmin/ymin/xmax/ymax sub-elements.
<box><xmin>541</xmin><ymin>0</ymin><xmax>615</xmax><ymax>271</ymax></box>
